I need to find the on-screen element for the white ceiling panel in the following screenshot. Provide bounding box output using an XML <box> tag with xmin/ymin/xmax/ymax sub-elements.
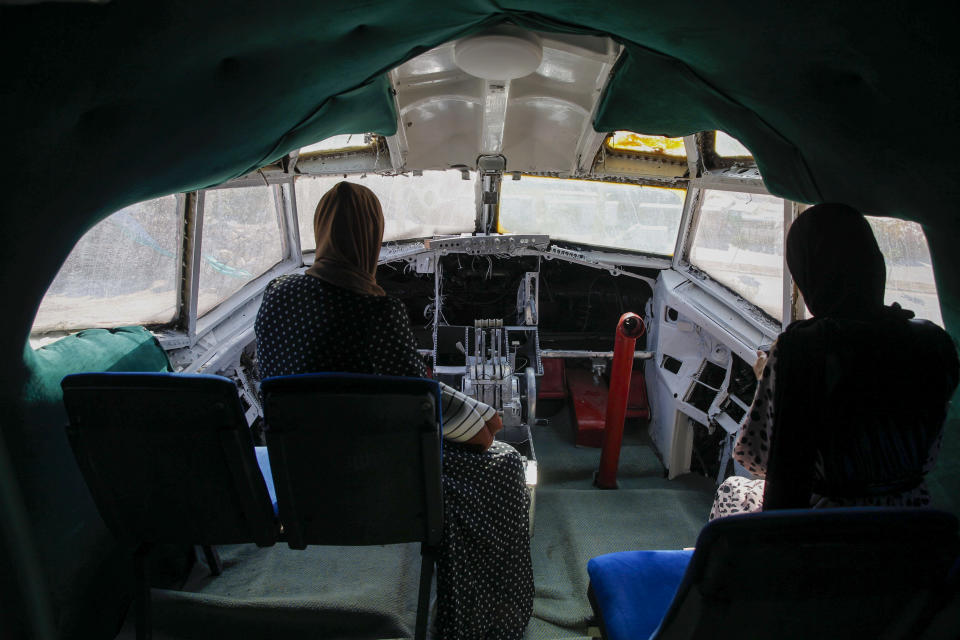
<box><xmin>389</xmin><ymin>28</ymin><xmax>621</xmax><ymax>175</ymax></box>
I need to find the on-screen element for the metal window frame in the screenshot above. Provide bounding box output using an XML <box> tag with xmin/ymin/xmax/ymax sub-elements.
<box><xmin>187</xmin><ymin>178</ymin><xmax>303</xmax><ymax>344</ymax></box>
<box><xmin>782</xmin><ymin>200</ymin><xmax>803</xmax><ymax>325</ymax></box>
<box><xmin>287</xmin><ymin>176</ymin><xmax>307</xmax><ymax>255</ymax></box>
<box><xmin>179</xmin><ymin>190</ymin><xmax>204</xmax><ymax>340</ymax></box>
<box><xmin>672</xmin><ymin>164</ymin><xmax>787</xmax><ymax>339</ymax></box>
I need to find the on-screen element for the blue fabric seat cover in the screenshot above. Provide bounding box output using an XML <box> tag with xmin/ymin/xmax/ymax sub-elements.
<box><xmin>587</xmin><ymin>549</ymin><xmax>693</xmax><ymax>640</ymax></box>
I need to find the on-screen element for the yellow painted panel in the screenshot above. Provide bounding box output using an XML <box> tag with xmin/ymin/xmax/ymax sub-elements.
<box><xmin>606</xmin><ymin>131</ymin><xmax>686</xmax><ymax>158</ymax></box>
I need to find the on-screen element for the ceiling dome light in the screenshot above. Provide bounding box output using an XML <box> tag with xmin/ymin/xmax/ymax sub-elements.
<box><xmin>454</xmin><ymin>25</ymin><xmax>543</xmax><ymax>81</ymax></box>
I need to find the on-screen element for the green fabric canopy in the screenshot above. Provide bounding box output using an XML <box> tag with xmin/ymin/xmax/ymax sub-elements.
<box><xmin>2</xmin><ymin>2</ymin><xmax>959</xmax><ymax>347</ymax></box>
<box><xmin>2</xmin><ymin>2</ymin><xmax>960</xmax><ymax>638</ymax></box>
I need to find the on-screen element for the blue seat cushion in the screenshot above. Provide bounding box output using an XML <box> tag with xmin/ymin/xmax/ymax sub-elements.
<box><xmin>254</xmin><ymin>446</ymin><xmax>278</xmax><ymax>515</ymax></box>
<box><xmin>587</xmin><ymin>549</ymin><xmax>694</xmax><ymax>640</ymax></box>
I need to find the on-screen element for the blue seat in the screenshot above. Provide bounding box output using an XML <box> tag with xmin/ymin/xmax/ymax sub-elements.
<box><xmin>62</xmin><ymin>371</ymin><xmax>281</xmax><ymax>640</ymax></box>
<box><xmin>588</xmin><ymin>508</ymin><xmax>959</xmax><ymax>640</ymax></box>
<box><xmin>261</xmin><ymin>372</ymin><xmax>443</xmax><ymax>640</ymax></box>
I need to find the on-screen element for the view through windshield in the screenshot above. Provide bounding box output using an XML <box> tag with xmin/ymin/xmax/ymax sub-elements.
<box><xmin>499</xmin><ymin>176</ymin><xmax>685</xmax><ymax>255</ymax></box>
<box><xmin>295</xmin><ymin>171</ymin><xmax>476</xmax><ymax>249</ymax></box>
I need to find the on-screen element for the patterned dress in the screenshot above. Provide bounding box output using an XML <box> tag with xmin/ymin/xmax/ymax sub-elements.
<box><xmin>255</xmin><ymin>274</ymin><xmax>534</xmax><ymax>639</ymax></box>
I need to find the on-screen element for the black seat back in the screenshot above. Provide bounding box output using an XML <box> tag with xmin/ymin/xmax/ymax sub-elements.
<box><xmin>261</xmin><ymin>373</ymin><xmax>442</xmax><ymax>550</ymax></box>
<box><xmin>764</xmin><ymin>318</ymin><xmax>959</xmax><ymax>509</ymax></box>
<box><xmin>654</xmin><ymin>508</ymin><xmax>960</xmax><ymax>639</ymax></box>
<box><xmin>62</xmin><ymin>372</ymin><xmax>278</xmax><ymax>547</ymax></box>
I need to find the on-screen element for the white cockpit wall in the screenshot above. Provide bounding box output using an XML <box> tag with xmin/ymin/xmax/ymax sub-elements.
<box><xmin>645</xmin><ymin>269</ymin><xmax>777</xmax><ymax>481</ymax></box>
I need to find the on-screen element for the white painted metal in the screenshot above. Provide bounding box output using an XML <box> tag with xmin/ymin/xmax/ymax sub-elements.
<box><xmin>540</xmin><ymin>350</ymin><xmax>654</xmax><ymax>359</ymax></box>
<box><xmin>538</xmin><ymin>246</ymin><xmax>658</xmax><ymax>287</ymax></box>
<box><xmin>192</xmin><ymin>260</ymin><xmax>300</xmax><ymax>345</ymax></box>
<box><xmin>188</xmin><ymin>181</ymin><xmax>303</xmax><ymax>346</ymax></box>
<box><xmin>390</xmin><ymin>29</ymin><xmax>620</xmax><ymax>174</ymax></box>
<box><xmin>643</xmin><ymin>271</ymin><xmax>770</xmax><ymax>478</ymax></box>
<box><xmin>286</xmin><ymin>178</ymin><xmax>305</xmax><ymax>264</ymax></box>
<box><xmin>185</xmin><ymin>191</ymin><xmax>204</xmax><ymax>344</ymax></box>
<box><xmin>781</xmin><ymin>200</ymin><xmax>801</xmax><ymax>325</ymax></box>
<box><xmin>674</xmin><ymin>266</ymin><xmax>782</xmax><ymax>339</ymax></box>
<box><xmin>695</xmin><ymin>171</ymin><xmax>769</xmax><ymax>194</ymax></box>
<box><xmin>683</xmin><ymin>134</ymin><xmax>700</xmax><ymax>180</ymax></box>
<box><xmin>481</xmin><ymin>80</ymin><xmax>510</xmax><ymax>154</ymax></box>
<box><xmin>272</xmin><ymin>182</ymin><xmax>293</xmax><ymax>260</ymax></box>
<box><xmin>454</xmin><ymin>26</ymin><xmax>543</xmax><ymax>81</ymax></box>
<box><xmin>573</xmin><ymin>43</ymin><xmax>623</xmax><ymax>175</ymax></box>
<box><xmin>171</xmin><ymin>192</ymin><xmax>188</xmax><ymax>329</ymax></box>
<box><xmin>673</xmin><ymin>176</ymin><xmax>784</xmax><ymax>338</ymax></box>
<box><xmin>672</xmin><ymin>185</ymin><xmax>703</xmax><ymax>270</ymax></box>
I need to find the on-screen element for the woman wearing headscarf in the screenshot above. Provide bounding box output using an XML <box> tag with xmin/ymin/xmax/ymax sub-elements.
<box><xmin>255</xmin><ymin>182</ymin><xmax>533</xmax><ymax>639</ymax></box>
<box><xmin>710</xmin><ymin>203</ymin><xmax>958</xmax><ymax>519</ymax></box>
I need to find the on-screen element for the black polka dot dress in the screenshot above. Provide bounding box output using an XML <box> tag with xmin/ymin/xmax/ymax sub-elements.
<box><xmin>255</xmin><ymin>274</ymin><xmax>534</xmax><ymax>639</ymax></box>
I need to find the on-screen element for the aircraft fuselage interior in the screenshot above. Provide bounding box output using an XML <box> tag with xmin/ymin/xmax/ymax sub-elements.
<box><xmin>4</xmin><ymin>5</ymin><xmax>960</xmax><ymax>640</ymax></box>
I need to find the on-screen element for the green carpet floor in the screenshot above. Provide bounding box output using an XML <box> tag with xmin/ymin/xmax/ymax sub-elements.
<box><xmin>523</xmin><ymin>408</ymin><xmax>715</xmax><ymax>638</ymax></box>
<box><xmin>116</xmin><ymin>407</ymin><xmax>716</xmax><ymax>639</ymax></box>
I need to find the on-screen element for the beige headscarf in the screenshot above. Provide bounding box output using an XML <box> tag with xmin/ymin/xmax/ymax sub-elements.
<box><xmin>305</xmin><ymin>181</ymin><xmax>385</xmax><ymax>296</ymax></box>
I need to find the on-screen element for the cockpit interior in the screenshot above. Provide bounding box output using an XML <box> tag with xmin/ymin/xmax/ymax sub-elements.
<box><xmin>3</xmin><ymin>3</ymin><xmax>960</xmax><ymax>639</ymax></box>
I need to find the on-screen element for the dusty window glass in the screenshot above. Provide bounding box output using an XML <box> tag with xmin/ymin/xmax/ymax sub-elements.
<box><xmin>606</xmin><ymin>131</ymin><xmax>686</xmax><ymax>158</ymax></box>
<box><xmin>32</xmin><ymin>195</ymin><xmax>180</xmax><ymax>334</ymax></box>
<box><xmin>198</xmin><ymin>185</ymin><xmax>284</xmax><ymax>316</ymax></box>
<box><xmin>715</xmin><ymin>131</ymin><xmax>752</xmax><ymax>158</ymax></box>
<box><xmin>499</xmin><ymin>176</ymin><xmax>685</xmax><ymax>255</ymax></box>
<box><xmin>690</xmin><ymin>190</ymin><xmax>784</xmax><ymax>320</ymax></box>
<box><xmin>294</xmin><ymin>172</ymin><xmax>475</xmax><ymax>250</ymax></box>
<box><xmin>865</xmin><ymin>217</ymin><xmax>942</xmax><ymax>326</ymax></box>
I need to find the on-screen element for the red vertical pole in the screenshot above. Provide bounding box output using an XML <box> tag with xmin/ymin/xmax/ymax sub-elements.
<box><xmin>595</xmin><ymin>312</ymin><xmax>646</xmax><ymax>489</ymax></box>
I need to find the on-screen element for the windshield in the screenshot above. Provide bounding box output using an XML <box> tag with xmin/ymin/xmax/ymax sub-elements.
<box><xmin>198</xmin><ymin>185</ymin><xmax>285</xmax><ymax>316</ymax></box>
<box><xmin>499</xmin><ymin>176</ymin><xmax>685</xmax><ymax>255</ymax></box>
<box><xmin>865</xmin><ymin>216</ymin><xmax>941</xmax><ymax>326</ymax></box>
<box><xmin>689</xmin><ymin>190</ymin><xmax>785</xmax><ymax>320</ymax></box>
<box><xmin>295</xmin><ymin>171</ymin><xmax>476</xmax><ymax>249</ymax></box>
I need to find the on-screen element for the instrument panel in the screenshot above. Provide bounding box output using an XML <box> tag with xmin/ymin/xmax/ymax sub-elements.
<box><xmin>424</xmin><ymin>233</ymin><xmax>550</xmax><ymax>255</ymax></box>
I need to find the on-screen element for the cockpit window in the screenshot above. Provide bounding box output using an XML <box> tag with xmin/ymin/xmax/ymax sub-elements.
<box><xmin>689</xmin><ymin>190</ymin><xmax>784</xmax><ymax>319</ymax></box>
<box><xmin>198</xmin><ymin>185</ymin><xmax>284</xmax><ymax>316</ymax></box>
<box><xmin>294</xmin><ymin>171</ymin><xmax>476</xmax><ymax>250</ymax></box>
<box><xmin>605</xmin><ymin>131</ymin><xmax>686</xmax><ymax>158</ymax></box>
<box><xmin>32</xmin><ymin>195</ymin><xmax>180</xmax><ymax>334</ymax></box>
<box><xmin>714</xmin><ymin>131</ymin><xmax>752</xmax><ymax>158</ymax></box>
<box><xmin>299</xmin><ymin>133</ymin><xmax>375</xmax><ymax>155</ymax></box>
<box><xmin>866</xmin><ymin>217</ymin><xmax>941</xmax><ymax>326</ymax></box>
<box><xmin>499</xmin><ymin>176</ymin><xmax>685</xmax><ymax>255</ymax></box>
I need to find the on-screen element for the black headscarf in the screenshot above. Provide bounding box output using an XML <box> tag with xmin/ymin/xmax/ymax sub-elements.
<box><xmin>785</xmin><ymin>203</ymin><xmax>913</xmax><ymax>321</ymax></box>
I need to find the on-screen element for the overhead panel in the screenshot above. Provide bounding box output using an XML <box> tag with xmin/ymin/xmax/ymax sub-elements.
<box><xmin>389</xmin><ymin>29</ymin><xmax>620</xmax><ymax>174</ymax></box>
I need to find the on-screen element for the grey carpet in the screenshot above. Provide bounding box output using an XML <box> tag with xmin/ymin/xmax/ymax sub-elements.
<box><xmin>523</xmin><ymin>408</ymin><xmax>714</xmax><ymax>638</ymax></box>
<box><xmin>141</xmin><ymin>543</ymin><xmax>423</xmax><ymax>639</ymax></box>
<box><xmin>116</xmin><ymin>406</ymin><xmax>715</xmax><ymax>639</ymax></box>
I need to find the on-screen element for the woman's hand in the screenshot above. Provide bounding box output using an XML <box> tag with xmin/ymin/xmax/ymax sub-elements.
<box><xmin>485</xmin><ymin>412</ymin><xmax>503</xmax><ymax>436</ymax></box>
<box><xmin>464</xmin><ymin>413</ymin><xmax>503</xmax><ymax>452</ymax></box>
<box><xmin>466</xmin><ymin>426</ymin><xmax>493</xmax><ymax>451</ymax></box>
<box><xmin>753</xmin><ymin>350</ymin><xmax>768</xmax><ymax>380</ymax></box>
